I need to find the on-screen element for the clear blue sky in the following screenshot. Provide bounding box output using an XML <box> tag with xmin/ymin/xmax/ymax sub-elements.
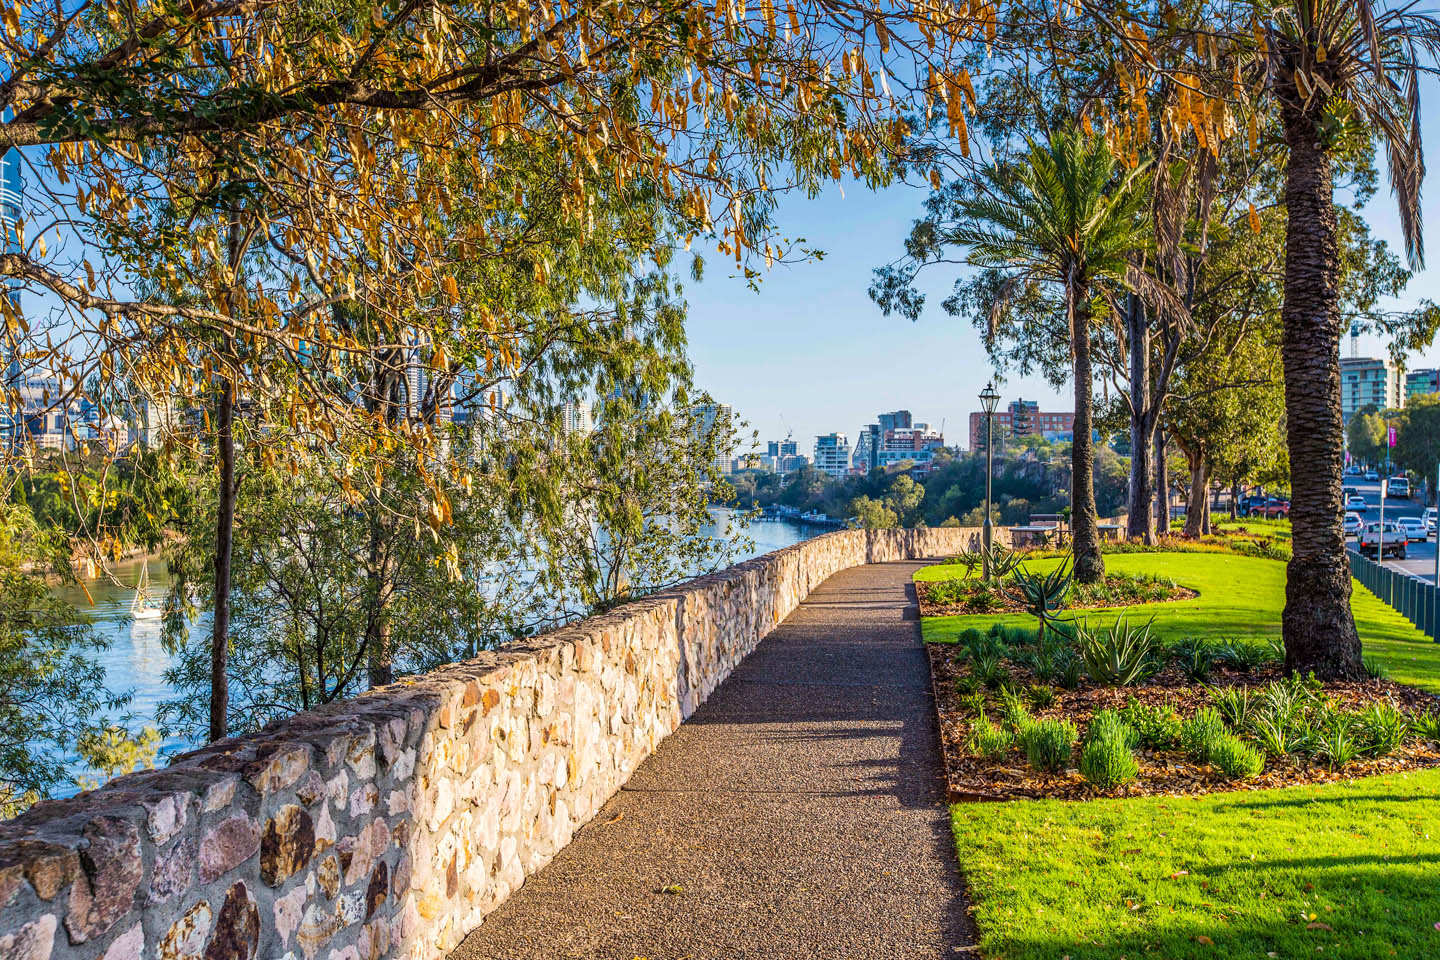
<box><xmin>686</xmin><ymin>87</ymin><xmax>1440</xmax><ymax>453</ymax></box>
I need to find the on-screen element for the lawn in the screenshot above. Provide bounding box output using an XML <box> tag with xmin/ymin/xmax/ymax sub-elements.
<box><xmin>916</xmin><ymin>553</ymin><xmax>1440</xmax><ymax>692</ymax></box>
<box><xmin>951</xmin><ymin>769</ymin><xmax>1440</xmax><ymax>960</ymax></box>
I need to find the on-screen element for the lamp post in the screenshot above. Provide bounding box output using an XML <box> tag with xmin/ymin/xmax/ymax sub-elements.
<box><xmin>980</xmin><ymin>381</ymin><xmax>1000</xmax><ymax>580</ymax></box>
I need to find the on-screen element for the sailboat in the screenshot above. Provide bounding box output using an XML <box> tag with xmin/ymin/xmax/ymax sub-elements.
<box><xmin>130</xmin><ymin>560</ymin><xmax>164</xmax><ymax>621</ymax></box>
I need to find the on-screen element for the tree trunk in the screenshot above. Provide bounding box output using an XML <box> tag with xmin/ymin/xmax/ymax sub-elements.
<box><xmin>1230</xmin><ymin>481</ymin><xmax>1241</xmax><ymax>520</ymax></box>
<box><xmin>1201</xmin><ymin>479</ymin><xmax>1212</xmax><ymax>535</ymax></box>
<box><xmin>210</xmin><ymin>375</ymin><xmax>235</xmax><ymax>742</ymax></box>
<box><xmin>1279</xmin><ymin>105</ymin><xmax>1364</xmax><ymax>680</ymax></box>
<box><xmin>1125</xmin><ymin>294</ymin><xmax>1155</xmax><ymax>543</ymax></box>
<box><xmin>1070</xmin><ymin>285</ymin><xmax>1104</xmax><ymax>583</ymax></box>
<box><xmin>1184</xmin><ymin>449</ymin><xmax>1206</xmax><ymax>538</ymax></box>
<box><xmin>1154</xmin><ymin>428</ymin><xmax>1169</xmax><ymax>537</ymax></box>
<box><xmin>365</xmin><ymin>343</ymin><xmax>404</xmax><ymax>690</ymax></box>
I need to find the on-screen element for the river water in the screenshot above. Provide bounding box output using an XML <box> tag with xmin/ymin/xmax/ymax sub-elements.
<box><xmin>51</xmin><ymin>512</ymin><xmax>824</xmax><ymax>774</ymax></box>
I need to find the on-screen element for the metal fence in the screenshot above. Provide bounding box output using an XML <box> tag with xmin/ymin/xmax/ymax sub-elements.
<box><xmin>1347</xmin><ymin>548</ymin><xmax>1438</xmax><ymax>641</ymax></box>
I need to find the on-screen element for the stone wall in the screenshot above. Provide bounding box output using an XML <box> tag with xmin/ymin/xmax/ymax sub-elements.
<box><xmin>0</xmin><ymin>527</ymin><xmax>995</xmax><ymax>960</ymax></box>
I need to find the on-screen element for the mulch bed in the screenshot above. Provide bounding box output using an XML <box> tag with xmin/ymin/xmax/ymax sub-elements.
<box><xmin>926</xmin><ymin>643</ymin><xmax>1440</xmax><ymax>802</ymax></box>
<box><xmin>915</xmin><ymin>576</ymin><xmax>1198</xmax><ymax>618</ymax></box>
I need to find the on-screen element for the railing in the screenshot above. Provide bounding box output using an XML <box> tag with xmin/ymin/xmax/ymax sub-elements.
<box><xmin>1347</xmin><ymin>547</ymin><xmax>1438</xmax><ymax>641</ymax></box>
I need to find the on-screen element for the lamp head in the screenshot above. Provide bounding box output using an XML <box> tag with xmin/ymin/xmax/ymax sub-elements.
<box><xmin>979</xmin><ymin>382</ymin><xmax>1000</xmax><ymax>415</ymax></box>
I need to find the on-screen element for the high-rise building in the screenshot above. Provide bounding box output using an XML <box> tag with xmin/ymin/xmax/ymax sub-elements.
<box><xmin>813</xmin><ymin>433</ymin><xmax>851</xmax><ymax>479</ymax></box>
<box><xmin>692</xmin><ymin>402</ymin><xmax>735</xmax><ymax>473</ymax></box>
<box><xmin>1</xmin><ymin>135</ymin><xmax>23</xmax><ymax>448</ymax></box>
<box><xmin>559</xmin><ymin>399</ymin><xmax>593</xmax><ymax>434</ymax></box>
<box><xmin>766</xmin><ymin>439</ymin><xmax>798</xmax><ymax>458</ymax></box>
<box><xmin>968</xmin><ymin>399</ymin><xmax>1074</xmax><ymax>451</ymax></box>
<box><xmin>1340</xmin><ymin>356</ymin><xmax>1403</xmax><ymax>421</ymax></box>
<box><xmin>877</xmin><ymin>410</ymin><xmax>912</xmax><ymax>434</ymax></box>
<box><xmin>1406</xmin><ymin>368</ymin><xmax>1440</xmax><ymax>400</ymax></box>
<box><xmin>852</xmin><ymin>423</ymin><xmax>881</xmax><ymax>473</ymax></box>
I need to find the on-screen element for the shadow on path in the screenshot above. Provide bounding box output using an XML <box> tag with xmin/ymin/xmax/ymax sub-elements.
<box><xmin>449</xmin><ymin>561</ymin><xmax>974</xmax><ymax>960</ymax></box>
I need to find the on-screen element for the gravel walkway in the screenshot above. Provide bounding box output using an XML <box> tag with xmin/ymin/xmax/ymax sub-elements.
<box><xmin>449</xmin><ymin>560</ymin><xmax>975</xmax><ymax>959</ymax></box>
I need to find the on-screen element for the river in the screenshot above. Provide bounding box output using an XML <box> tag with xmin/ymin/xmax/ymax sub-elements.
<box><xmin>50</xmin><ymin>511</ymin><xmax>825</xmax><ymax>776</ymax></box>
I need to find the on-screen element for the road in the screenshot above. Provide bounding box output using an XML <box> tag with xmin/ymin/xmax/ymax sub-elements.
<box><xmin>1342</xmin><ymin>477</ymin><xmax>1437</xmax><ymax>584</ymax></box>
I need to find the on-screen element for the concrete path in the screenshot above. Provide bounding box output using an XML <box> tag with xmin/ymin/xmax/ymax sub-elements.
<box><xmin>449</xmin><ymin>561</ymin><xmax>974</xmax><ymax>960</ymax></box>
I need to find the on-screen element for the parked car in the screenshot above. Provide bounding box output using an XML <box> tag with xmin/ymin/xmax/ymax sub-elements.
<box><xmin>1345</xmin><ymin>494</ymin><xmax>1369</xmax><ymax>512</ymax></box>
<box><xmin>1364</xmin><ymin>469</ymin><xmax>1379</xmax><ymax>481</ymax></box>
<box><xmin>1387</xmin><ymin>476</ymin><xmax>1411</xmax><ymax>499</ymax></box>
<box><xmin>1343</xmin><ymin>512</ymin><xmax>1363</xmax><ymax>537</ymax></box>
<box><xmin>1246</xmin><ymin>497</ymin><xmax>1290</xmax><ymax>519</ymax></box>
<box><xmin>1397</xmin><ymin>516</ymin><xmax>1427</xmax><ymax>542</ymax></box>
<box><xmin>1425</xmin><ymin>507</ymin><xmax>1438</xmax><ymax>537</ymax></box>
<box><xmin>1345</xmin><ymin>465</ymin><xmax>1361</xmax><ymax>476</ymax></box>
<box><xmin>1357</xmin><ymin>521</ymin><xmax>1408</xmax><ymax>559</ymax></box>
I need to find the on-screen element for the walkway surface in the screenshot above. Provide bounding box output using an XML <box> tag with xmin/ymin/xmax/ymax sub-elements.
<box><xmin>450</xmin><ymin>561</ymin><xmax>974</xmax><ymax>960</ymax></box>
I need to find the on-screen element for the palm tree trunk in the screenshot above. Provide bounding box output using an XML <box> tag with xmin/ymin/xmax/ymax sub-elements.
<box><xmin>1279</xmin><ymin>111</ymin><xmax>1364</xmax><ymax>680</ymax></box>
<box><xmin>1070</xmin><ymin>284</ymin><xmax>1104</xmax><ymax>583</ymax></box>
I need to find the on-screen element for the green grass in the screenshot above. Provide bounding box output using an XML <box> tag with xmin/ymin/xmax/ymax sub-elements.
<box><xmin>951</xmin><ymin>769</ymin><xmax>1440</xmax><ymax>960</ymax></box>
<box><xmin>916</xmin><ymin>553</ymin><xmax>1440</xmax><ymax>692</ymax></box>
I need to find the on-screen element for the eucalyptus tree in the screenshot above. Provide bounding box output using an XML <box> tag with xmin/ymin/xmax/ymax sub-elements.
<box><xmin>875</xmin><ymin>131</ymin><xmax>1153</xmax><ymax>582</ymax></box>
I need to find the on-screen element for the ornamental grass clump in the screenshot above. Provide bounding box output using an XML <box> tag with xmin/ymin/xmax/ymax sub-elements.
<box><xmin>1355</xmin><ymin>701</ymin><xmax>1408</xmax><ymax>758</ymax></box>
<box><xmin>1208</xmin><ymin>735</ymin><xmax>1264</xmax><ymax>779</ymax></box>
<box><xmin>967</xmin><ymin>711</ymin><xmax>1015</xmax><ymax>759</ymax></box>
<box><xmin>1079</xmin><ymin>727</ymin><xmax>1140</xmax><ymax>790</ymax></box>
<box><xmin>1086</xmin><ymin>708</ymin><xmax>1139</xmax><ymax>749</ymax></box>
<box><xmin>1181</xmin><ymin>707</ymin><xmax>1229</xmax><ymax>763</ymax></box>
<box><xmin>1022</xmin><ymin>718</ymin><xmax>1077</xmax><ymax>773</ymax></box>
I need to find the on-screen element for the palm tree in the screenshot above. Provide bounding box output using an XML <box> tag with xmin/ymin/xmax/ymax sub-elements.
<box><xmin>947</xmin><ymin>131</ymin><xmax>1152</xmax><ymax>582</ymax></box>
<box><xmin>1262</xmin><ymin>0</ymin><xmax>1436</xmax><ymax>678</ymax></box>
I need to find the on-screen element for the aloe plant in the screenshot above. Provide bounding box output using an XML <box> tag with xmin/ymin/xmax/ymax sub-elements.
<box><xmin>1076</xmin><ymin>616</ymin><xmax>1158</xmax><ymax>686</ymax></box>
<box><xmin>1005</xmin><ymin>555</ymin><xmax>1073</xmax><ymax>641</ymax></box>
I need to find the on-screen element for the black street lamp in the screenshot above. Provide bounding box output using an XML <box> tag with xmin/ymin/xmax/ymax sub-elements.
<box><xmin>980</xmin><ymin>381</ymin><xmax>1000</xmax><ymax>580</ymax></box>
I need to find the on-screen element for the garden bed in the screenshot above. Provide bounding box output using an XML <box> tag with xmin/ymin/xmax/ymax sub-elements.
<box><xmin>927</xmin><ymin>633</ymin><xmax>1440</xmax><ymax>802</ymax></box>
<box><xmin>916</xmin><ymin>572</ymin><xmax>1197</xmax><ymax>617</ymax></box>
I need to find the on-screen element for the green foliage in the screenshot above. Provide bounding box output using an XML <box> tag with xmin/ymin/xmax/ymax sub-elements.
<box><xmin>1086</xmin><ymin>709</ymin><xmax>1139</xmax><ymax>750</ymax></box>
<box><xmin>998</xmin><ymin>687</ymin><xmax>1034</xmax><ymax>734</ymax></box>
<box><xmin>1363</xmin><ymin>657</ymin><xmax>1389</xmax><ymax>680</ymax></box>
<box><xmin>0</xmin><ymin>503</ymin><xmax>113</xmax><ymax>817</ymax></box>
<box><xmin>958</xmin><ymin>692</ymin><xmax>987</xmax><ymax>716</ymax></box>
<box><xmin>1354</xmin><ymin>702</ymin><xmax>1408</xmax><ymax>758</ymax></box>
<box><xmin>1208</xmin><ymin>685</ymin><xmax>1254</xmax><ymax>730</ymax></box>
<box><xmin>848</xmin><ymin>495</ymin><xmax>898</xmax><ymax>530</ymax></box>
<box><xmin>1026</xmin><ymin>684</ymin><xmax>1057</xmax><ymax>710</ymax></box>
<box><xmin>1180</xmin><ymin>707</ymin><xmax>1229</xmax><ymax>763</ymax></box>
<box><xmin>1079</xmin><ymin>733</ymin><xmax>1140</xmax><ymax>790</ymax></box>
<box><xmin>1005</xmin><ymin>556</ymin><xmax>1072</xmax><ymax>634</ymax></box>
<box><xmin>1410</xmin><ymin>708</ymin><xmax>1440</xmax><ymax>745</ymax></box>
<box><xmin>1070</xmin><ymin>572</ymin><xmax>1181</xmax><ymax>607</ymax></box>
<box><xmin>1170</xmin><ymin>637</ymin><xmax>1214</xmax><ymax>681</ymax></box>
<box><xmin>970</xmin><ymin>649</ymin><xmax>1012</xmax><ymax>690</ymax></box>
<box><xmin>1208</xmin><ymin>735</ymin><xmax>1265</xmax><ymax>779</ymax></box>
<box><xmin>1021</xmin><ymin>718</ymin><xmax>1077</xmax><ymax>773</ymax></box>
<box><xmin>968</xmin><ymin>711</ymin><xmax>1016</xmax><ymax>759</ymax></box>
<box><xmin>1118</xmin><ymin>699</ymin><xmax>1182</xmax><ymax>750</ymax></box>
<box><xmin>1315</xmin><ymin>714</ymin><xmax>1359</xmax><ymax>769</ymax></box>
<box><xmin>1215</xmin><ymin>641</ymin><xmax>1275</xmax><ymax>673</ymax></box>
<box><xmin>74</xmin><ymin>726</ymin><xmax>162</xmax><ymax>791</ymax></box>
<box><xmin>1076</xmin><ymin>617</ymin><xmax>1158</xmax><ymax>686</ymax></box>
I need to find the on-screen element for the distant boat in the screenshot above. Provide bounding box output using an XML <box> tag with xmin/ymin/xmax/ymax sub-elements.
<box><xmin>130</xmin><ymin>560</ymin><xmax>164</xmax><ymax>621</ymax></box>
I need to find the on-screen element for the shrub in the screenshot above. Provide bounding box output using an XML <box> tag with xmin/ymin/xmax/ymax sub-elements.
<box><xmin>1170</xmin><ymin>638</ymin><xmax>1214</xmax><ymax>682</ymax></box>
<box><xmin>1056</xmin><ymin>653</ymin><xmax>1084</xmax><ymax>690</ymax></box>
<box><xmin>1315</xmin><ymin>714</ymin><xmax>1358</xmax><ymax>769</ymax></box>
<box><xmin>1208</xmin><ymin>686</ymin><xmax>1253</xmax><ymax>730</ymax></box>
<box><xmin>1247</xmin><ymin>707</ymin><xmax>1313</xmax><ymax>760</ymax></box>
<box><xmin>1208</xmin><ymin>735</ymin><xmax>1264</xmax><ymax>779</ymax></box>
<box><xmin>957</xmin><ymin>692</ymin><xmax>987</xmax><ymax>716</ymax></box>
<box><xmin>1181</xmin><ymin>707</ymin><xmax>1228</xmax><ymax>763</ymax></box>
<box><xmin>1021</xmin><ymin>718</ymin><xmax>1077</xmax><ymax>773</ymax></box>
<box><xmin>1005</xmin><ymin>557</ymin><xmax>1073</xmax><ymax>635</ymax></box>
<box><xmin>1077</xmin><ymin>617</ymin><xmax>1157</xmax><ymax>686</ymax></box>
<box><xmin>1119</xmin><ymin>698</ymin><xmax>1182</xmax><ymax>750</ymax></box>
<box><xmin>1086</xmin><ymin>709</ymin><xmax>1139</xmax><ymax>749</ymax></box>
<box><xmin>970</xmin><ymin>650</ymin><xmax>1011</xmax><ymax>689</ymax></box>
<box><xmin>954</xmin><ymin>674</ymin><xmax>981</xmax><ymax>695</ymax></box>
<box><xmin>1409</xmin><ymin>708</ymin><xmax>1440</xmax><ymax>745</ymax></box>
<box><xmin>1026</xmin><ymin>683</ymin><xmax>1057</xmax><ymax>710</ymax></box>
<box><xmin>967</xmin><ymin>712</ymin><xmax>1015</xmax><ymax>759</ymax></box>
<box><xmin>1355</xmin><ymin>701</ymin><xmax>1408</xmax><ymax>758</ymax></box>
<box><xmin>1216</xmin><ymin>641</ymin><xmax>1272</xmax><ymax>673</ymax></box>
<box><xmin>998</xmin><ymin>687</ymin><xmax>1033</xmax><ymax>734</ymax></box>
<box><xmin>1363</xmin><ymin>657</ymin><xmax>1390</xmax><ymax>680</ymax></box>
<box><xmin>1079</xmin><ymin>734</ymin><xmax>1140</xmax><ymax>790</ymax></box>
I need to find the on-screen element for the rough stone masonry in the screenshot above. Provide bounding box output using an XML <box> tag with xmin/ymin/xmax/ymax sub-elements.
<box><xmin>0</xmin><ymin>527</ymin><xmax>987</xmax><ymax>960</ymax></box>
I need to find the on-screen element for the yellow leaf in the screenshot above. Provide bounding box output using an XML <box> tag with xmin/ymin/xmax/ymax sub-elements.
<box><xmin>1195</xmin><ymin>935</ymin><xmax>1214</xmax><ymax>945</ymax></box>
<box><xmin>1248</xmin><ymin>203</ymin><xmax>1261</xmax><ymax>234</ymax></box>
